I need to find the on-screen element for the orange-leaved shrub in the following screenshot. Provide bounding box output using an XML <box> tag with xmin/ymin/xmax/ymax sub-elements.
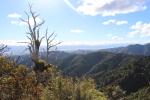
<box><xmin>0</xmin><ymin>56</ymin><xmax>107</xmax><ymax>100</ymax></box>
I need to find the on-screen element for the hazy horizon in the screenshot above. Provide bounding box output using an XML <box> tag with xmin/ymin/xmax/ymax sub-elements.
<box><xmin>5</xmin><ymin>42</ymin><xmax>150</xmax><ymax>55</ymax></box>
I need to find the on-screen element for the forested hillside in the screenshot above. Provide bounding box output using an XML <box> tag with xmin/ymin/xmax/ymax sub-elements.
<box><xmin>102</xmin><ymin>43</ymin><xmax>150</xmax><ymax>56</ymax></box>
<box><xmin>54</xmin><ymin>51</ymin><xmax>150</xmax><ymax>99</ymax></box>
<box><xmin>14</xmin><ymin>50</ymin><xmax>150</xmax><ymax>99</ymax></box>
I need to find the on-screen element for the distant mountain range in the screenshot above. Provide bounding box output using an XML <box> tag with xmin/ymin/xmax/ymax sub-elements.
<box><xmin>8</xmin><ymin>43</ymin><xmax>127</xmax><ymax>55</ymax></box>
<box><xmin>102</xmin><ymin>43</ymin><xmax>150</xmax><ymax>56</ymax></box>
<box><xmin>8</xmin><ymin>43</ymin><xmax>150</xmax><ymax>56</ymax></box>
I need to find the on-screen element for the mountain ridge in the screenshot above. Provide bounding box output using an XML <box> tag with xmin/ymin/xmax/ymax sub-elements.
<box><xmin>102</xmin><ymin>43</ymin><xmax>150</xmax><ymax>56</ymax></box>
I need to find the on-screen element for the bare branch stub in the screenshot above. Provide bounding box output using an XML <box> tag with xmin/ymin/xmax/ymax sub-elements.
<box><xmin>45</xmin><ymin>29</ymin><xmax>61</xmax><ymax>62</ymax></box>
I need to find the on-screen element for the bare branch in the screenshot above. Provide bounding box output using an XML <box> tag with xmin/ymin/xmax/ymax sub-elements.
<box><xmin>26</xmin><ymin>36</ymin><xmax>32</xmax><ymax>42</ymax></box>
<box><xmin>20</xmin><ymin>18</ymin><xmax>27</xmax><ymax>23</ymax></box>
<box><xmin>45</xmin><ymin>30</ymin><xmax>61</xmax><ymax>62</ymax></box>
<box><xmin>0</xmin><ymin>44</ymin><xmax>8</xmax><ymax>55</ymax></box>
<box><xmin>47</xmin><ymin>32</ymin><xmax>55</xmax><ymax>41</ymax></box>
<box><xmin>40</xmin><ymin>36</ymin><xmax>45</xmax><ymax>44</ymax></box>
<box><xmin>35</xmin><ymin>20</ymin><xmax>45</xmax><ymax>30</ymax></box>
<box><xmin>48</xmin><ymin>35</ymin><xmax>57</xmax><ymax>44</ymax></box>
<box><xmin>48</xmin><ymin>42</ymin><xmax>62</xmax><ymax>49</ymax></box>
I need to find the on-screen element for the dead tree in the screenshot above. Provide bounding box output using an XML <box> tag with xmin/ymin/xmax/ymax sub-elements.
<box><xmin>45</xmin><ymin>29</ymin><xmax>61</xmax><ymax>63</ymax></box>
<box><xmin>21</xmin><ymin>4</ymin><xmax>61</xmax><ymax>71</ymax></box>
<box><xmin>20</xmin><ymin>4</ymin><xmax>45</xmax><ymax>69</ymax></box>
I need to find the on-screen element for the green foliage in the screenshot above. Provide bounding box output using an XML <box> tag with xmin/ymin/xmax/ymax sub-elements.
<box><xmin>97</xmin><ymin>56</ymin><xmax>150</xmax><ymax>99</ymax></box>
<box><xmin>101</xmin><ymin>85</ymin><xmax>126</xmax><ymax>100</ymax></box>
<box><xmin>55</xmin><ymin>50</ymin><xmax>150</xmax><ymax>99</ymax></box>
<box><xmin>0</xmin><ymin>56</ymin><xmax>107</xmax><ymax>100</ymax></box>
<box><xmin>43</xmin><ymin>77</ymin><xmax>107</xmax><ymax>100</ymax></box>
<box><xmin>0</xmin><ymin>57</ymin><xmax>43</xmax><ymax>100</ymax></box>
<box><xmin>124</xmin><ymin>86</ymin><xmax>150</xmax><ymax>100</ymax></box>
<box><xmin>58</xmin><ymin>51</ymin><xmax>136</xmax><ymax>77</ymax></box>
<box><xmin>13</xmin><ymin>50</ymin><xmax>150</xmax><ymax>99</ymax></box>
<box><xmin>34</xmin><ymin>59</ymin><xmax>46</xmax><ymax>72</ymax></box>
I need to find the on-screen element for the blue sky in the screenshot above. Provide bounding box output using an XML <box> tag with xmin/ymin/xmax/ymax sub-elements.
<box><xmin>0</xmin><ymin>0</ymin><xmax>150</xmax><ymax>46</ymax></box>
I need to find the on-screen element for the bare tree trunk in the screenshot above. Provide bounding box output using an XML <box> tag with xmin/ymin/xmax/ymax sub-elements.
<box><xmin>20</xmin><ymin>4</ymin><xmax>45</xmax><ymax>70</ymax></box>
<box><xmin>21</xmin><ymin>4</ymin><xmax>60</xmax><ymax>71</ymax></box>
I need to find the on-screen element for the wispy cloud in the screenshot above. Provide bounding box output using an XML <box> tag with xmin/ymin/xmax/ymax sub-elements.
<box><xmin>111</xmin><ymin>36</ymin><xmax>124</xmax><ymax>41</ymax></box>
<box><xmin>103</xmin><ymin>19</ymin><xmax>128</xmax><ymax>25</ymax></box>
<box><xmin>116</xmin><ymin>21</ymin><xmax>128</xmax><ymax>25</ymax></box>
<box><xmin>0</xmin><ymin>39</ymin><xmax>147</xmax><ymax>46</ymax></box>
<box><xmin>8</xmin><ymin>13</ymin><xmax>22</xmax><ymax>18</ymax></box>
<box><xmin>70</xmin><ymin>29</ymin><xmax>84</xmax><ymax>33</ymax></box>
<box><xmin>10</xmin><ymin>20</ymin><xmax>26</xmax><ymax>26</ymax></box>
<box><xmin>128</xmin><ymin>21</ymin><xmax>150</xmax><ymax>37</ymax></box>
<box><xmin>66</xmin><ymin>0</ymin><xmax>147</xmax><ymax>16</ymax></box>
<box><xmin>8</xmin><ymin>12</ymin><xmax>42</xmax><ymax>26</ymax></box>
<box><xmin>61</xmin><ymin>40</ymin><xmax>137</xmax><ymax>46</ymax></box>
<box><xmin>64</xmin><ymin>0</ymin><xmax>77</xmax><ymax>11</ymax></box>
<box><xmin>0</xmin><ymin>40</ymin><xmax>27</xmax><ymax>46</ymax></box>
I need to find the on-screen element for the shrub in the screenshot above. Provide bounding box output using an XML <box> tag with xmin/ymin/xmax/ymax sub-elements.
<box><xmin>0</xmin><ymin>56</ymin><xmax>107</xmax><ymax>100</ymax></box>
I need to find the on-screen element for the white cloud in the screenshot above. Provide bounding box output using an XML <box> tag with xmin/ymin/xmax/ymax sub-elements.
<box><xmin>128</xmin><ymin>21</ymin><xmax>150</xmax><ymax>37</ymax></box>
<box><xmin>10</xmin><ymin>20</ymin><xmax>19</xmax><ymax>25</ymax></box>
<box><xmin>116</xmin><ymin>21</ymin><xmax>128</xmax><ymax>25</ymax></box>
<box><xmin>67</xmin><ymin>0</ymin><xmax>147</xmax><ymax>16</ymax></box>
<box><xmin>61</xmin><ymin>40</ymin><xmax>135</xmax><ymax>46</ymax></box>
<box><xmin>8</xmin><ymin>11</ymin><xmax>42</xmax><ymax>26</ymax></box>
<box><xmin>0</xmin><ymin>39</ymin><xmax>61</xmax><ymax>46</ymax></box>
<box><xmin>111</xmin><ymin>36</ymin><xmax>124</xmax><ymax>41</ymax></box>
<box><xmin>70</xmin><ymin>29</ymin><xmax>84</xmax><ymax>33</ymax></box>
<box><xmin>9</xmin><ymin>13</ymin><xmax>42</xmax><ymax>26</ymax></box>
<box><xmin>1</xmin><ymin>39</ymin><xmax>148</xmax><ymax>47</ymax></box>
<box><xmin>0</xmin><ymin>40</ymin><xmax>27</xmax><ymax>46</ymax></box>
<box><xmin>103</xmin><ymin>19</ymin><xmax>116</xmax><ymax>25</ymax></box>
<box><xmin>103</xmin><ymin>19</ymin><xmax>128</xmax><ymax>25</ymax></box>
<box><xmin>10</xmin><ymin>20</ymin><xmax>26</xmax><ymax>26</ymax></box>
<box><xmin>8</xmin><ymin>13</ymin><xmax>22</xmax><ymax>18</ymax></box>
